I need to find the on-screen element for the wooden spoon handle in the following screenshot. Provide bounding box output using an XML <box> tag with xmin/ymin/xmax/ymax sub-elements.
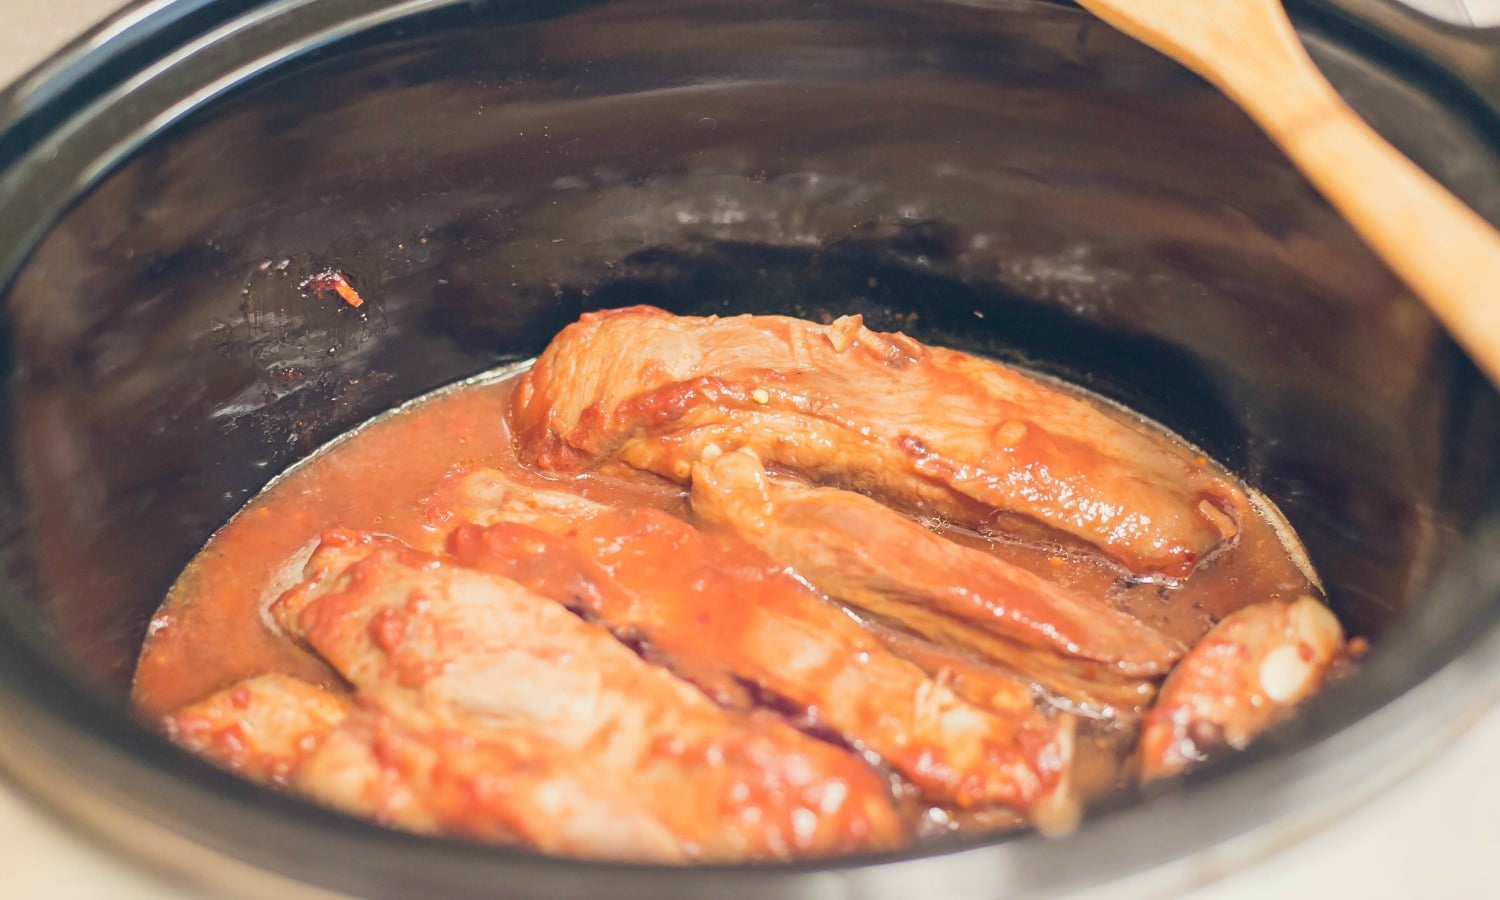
<box><xmin>1080</xmin><ymin>0</ymin><xmax>1500</xmax><ymax>384</ymax></box>
<box><xmin>1248</xmin><ymin>48</ymin><xmax>1500</xmax><ymax>384</ymax></box>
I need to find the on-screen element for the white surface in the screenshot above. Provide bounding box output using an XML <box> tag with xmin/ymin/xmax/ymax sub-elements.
<box><xmin>1404</xmin><ymin>0</ymin><xmax>1471</xmax><ymax>25</ymax></box>
<box><xmin>1407</xmin><ymin>0</ymin><xmax>1500</xmax><ymax>26</ymax></box>
<box><xmin>1184</xmin><ymin>710</ymin><xmax>1500</xmax><ymax>900</ymax></box>
<box><xmin>0</xmin><ymin>1</ymin><xmax>1496</xmax><ymax>898</ymax></box>
<box><xmin>1473</xmin><ymin>0</ymin><xmax>1500</xmax><ymax>26</ymax></box>
<box><xmin>0</xmin><ymin>787</ymin><xmax>171</xmax><ymax>900</ymax></box>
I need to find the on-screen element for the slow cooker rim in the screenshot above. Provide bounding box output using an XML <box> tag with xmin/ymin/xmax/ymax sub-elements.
<box><xmin>0</xmin><ymin>0</ymin><xmax>1497</xmax><ymax>897</ymax></box>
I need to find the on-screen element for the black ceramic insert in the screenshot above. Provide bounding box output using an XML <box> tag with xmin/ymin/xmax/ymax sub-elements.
<box><xmin>0</xmin><ymin>2</ymin><xmax>1495</xmax><ymax>898</ymax></box>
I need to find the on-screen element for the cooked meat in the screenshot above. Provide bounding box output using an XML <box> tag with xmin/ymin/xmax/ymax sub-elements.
<box><xmin>270</xmin><ymin>528</ymin><xmax>904</xmax><ymax>859</ymax></box>
<box><xmin>689</xmin><ymin>449</ymin><xmax>1171</xmax><ymax>712</ymax></box>
<box><xmin>691</xmin><ymin>448</ymin><xmax>1186</xmax><ymax>676</ymax></box>
<box><xmin>438</xmin><ymin>468</ymin><xmax>754</xmax><ymax>708</ymax></box>
<box><xmin>290</xmin><ymin>718</ymin><xmax>440</xmax><ymax>838</ymax></box>
<box><xmin>166</xmin><ymin>672</ymin><xmax>687</xmax><ymax>860</ymax></box>
<box><xmin>851</xmin><ymin>597</ymin><xmax>1161</xmax><ymax>714</ymax></box>
<box><xmin>1139</xmin><ymin>595</ymin><xmax>1344</xmax><ymax>780</ymax></box>
<box><xmin>160</xmin><ymin>673</ymin><xmax>350</xmax><ymax>786</ymax></box>
<box><xmin>294</xmin><ymin>713</ymin><xmax>688</xmax><ymax>861</ymax></box>
<box><xmin>442</xmin><ymin>467</ymin><xmax>1076</xmax><ymax>816</ymax></box>
<box><xmin>512</xmin><ymin>306</ymin><xmax>1246</xmax><ymax>579</ymax></box>
<box><xmin>138</xmin><ymin>306</ymin><xmax>1348</xmax><ymax>859</ymax></box>
<box><xmin>857</xmin><ymin>621</ymin><xmax>1139</xmax><ymax>721</ymax></box>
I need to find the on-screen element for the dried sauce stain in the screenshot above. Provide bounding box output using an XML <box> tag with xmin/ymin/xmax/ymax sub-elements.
<box><xmin>303</xmin><ymin>269</ymin><xmax>366</xmax><ymax>308</ymax></box>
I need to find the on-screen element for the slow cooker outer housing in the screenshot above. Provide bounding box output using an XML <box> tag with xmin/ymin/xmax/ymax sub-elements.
<box><xmin>0</xmin><ymin>0</ymin><xmax>1497</xmax><ymax>897</ymax></box>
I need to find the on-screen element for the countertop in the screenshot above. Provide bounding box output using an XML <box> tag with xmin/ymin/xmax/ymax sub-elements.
<box><xmin>0</xmin><ymin>1</ymin><xmax>1497</xmax><ymax>898</ymax></box>
<box><xmin>1406</xmin><ymin>0</ymin><xmax>1500</xmax><ymax>25</ymax></box>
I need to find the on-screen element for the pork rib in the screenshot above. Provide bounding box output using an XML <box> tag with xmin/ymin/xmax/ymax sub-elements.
<box><xmin>441</xmin><ymin>467</ymin><xmax>1075</xmax><ymax>818</ymax></box>
<box><xmin>1139</xmin><ymin>595</ymin><xmax>1344</xmax><ymax>780</ymax></box>
<box><xmin>294</xmin><ymin>711</ymin><xmax>689</xmax><ymax>860</ymax></box>
<box><xmin>691</xmin><ymin>448</ymin><xmax>1185</xmax><ymax>677</ymax></box>
<box><xmin>270</xmin><ymin>528</ymin><xmax>903</xmax><ymax>859</ymax></box>
<box><xmin>160</xmin><ymin>673</ymin><xmax>350</xmax><ymax>787</ymax></box>
<box><xmin>512</xmin><ymin>306</ymin><xmax>1246</xmax><ymax>579</ymax></box>
<box><xmin>164</xmin><ymin>673</ymin><xmax>687</xmax><ymax>860</ymax></box>
<box><xmin>688</xmin><ymin>449</ymin><xmax>1175</xmax><ymax>712</ymax></box>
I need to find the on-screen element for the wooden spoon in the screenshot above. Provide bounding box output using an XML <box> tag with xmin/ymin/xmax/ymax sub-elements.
<box><xmin>1075</xmin><ymin>0</ymin><xmax>1500</xmax><ymax>385</ymax></box>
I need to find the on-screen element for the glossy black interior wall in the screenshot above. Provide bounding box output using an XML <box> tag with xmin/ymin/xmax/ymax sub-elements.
<box><xmin>2</xmin><ymin>0</ymin><xmax>1497</xmax><ymax>700</ymax></box>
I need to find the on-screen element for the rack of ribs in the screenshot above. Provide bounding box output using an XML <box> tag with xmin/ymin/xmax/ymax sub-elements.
<box><xmin>436</xmin><ymin>466</ymin><xmax>1078</xmax><ymax>822</ymax></box>
<box><xmin>687</xmin><ymin>448</ymin><xmax>1188</xmax><ymax>711</ymax></box>
<box><xmin>512</xmin><ymin>306</ymin><xmax>1246</xmax><ymax>580</ymax></box>
<box><xmin>265</xmin><ymin>528</ymin><xmax>904</xmax><ymax>860</ymax></box>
